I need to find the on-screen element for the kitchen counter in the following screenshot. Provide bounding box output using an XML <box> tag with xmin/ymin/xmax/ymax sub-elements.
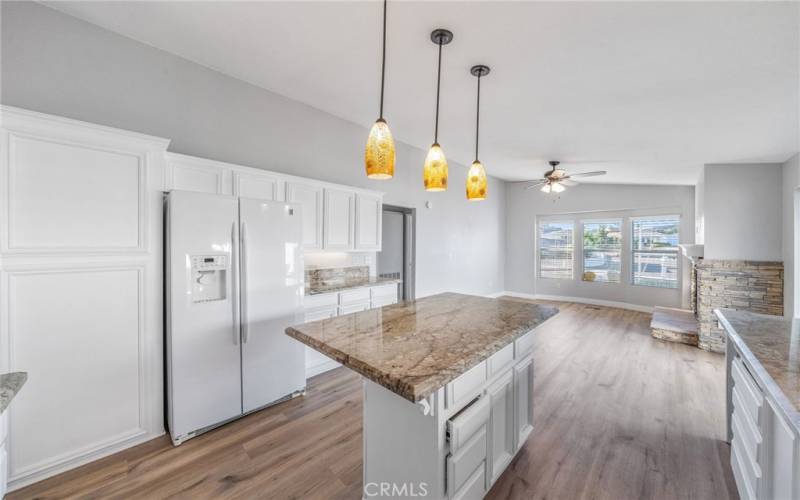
<box><xmin>715</xmin><ymin>308</ymin><xmax>800</xmax><ymax>430</ymax></box>
<box><xmin>305</xmin><ymin>276</ymin><xmax>401</xmax><ymax>296</ymax></box>
<box><xmin>0</xmin><ymin>372</ymin><xmax>27</xmax><ymax>415</ymax></box>
<box><xmin>286</xmin><ymin>292</ymin><xmax>558</xmax><ymax>402</ymax></box>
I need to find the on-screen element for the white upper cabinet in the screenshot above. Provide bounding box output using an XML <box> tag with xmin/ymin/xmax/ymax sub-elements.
<box><xmin>286</xmin><ymin>181</ymin><xmax>324</xmax><ymax>250</ymax></box>
<box><xmin>165</xmin><ymin>153</ymin><xmax>381</xmax><ymax>252</ymax></box>
<box><xmin>323</xmin><ymin>188</ymin><xmax>355</xmax><ymax>250</ymax></box>
<box><xmin>233</xmin><ymin>170</ymin><xmax>281</xmax><ymax>201</ymax></box>
<box><xmin>165</xmin><ymin>153</ymin><xmax>230</xmax><ymax>195</ymax></box>
<box><xmin>355</xmin><ymin>193</ymin><xmax>382</xmax><ymax>251</ymax></box>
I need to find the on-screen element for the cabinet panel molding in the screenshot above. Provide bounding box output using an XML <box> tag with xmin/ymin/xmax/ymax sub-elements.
<box><xmin>2</xmin><ymin>265</ymin><xmax>158</xmax><ymax>488</ymax></box>
<box><xmin>355</xmin><ymin>193</ymin><xmax>382</xmax><ymax>251</ymax></box>
<box><xmin>233</xmin><ymin>170</ymin><xmax>281</xmax><ymax>201</ymax></box>
<box><xmin>286</xmin><ymin>181</ymin><xmax>324</xmax><ymax>249</ymax></box>
<box><xmin>323</xmin><ymin>188</ymin><xmax>355</xmax><ymax>250</ymax></box>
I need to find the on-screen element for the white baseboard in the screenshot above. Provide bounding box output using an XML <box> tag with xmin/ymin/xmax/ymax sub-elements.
<box><xmin>496</xmin><ymin>291</ymin><xmax>654</xmax><ymax>313</ymax></box>
<box><xmin>306</xmin><ymin>359</ymin><xmax>341</xmax><ymax>379</ymax></box>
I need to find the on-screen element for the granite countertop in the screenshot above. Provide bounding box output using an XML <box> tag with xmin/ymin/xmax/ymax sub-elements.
<box><xmin>286</xmin><ymin>292</ymin><xmax>559</xmax><ymax>402</ymax></box>
<box><xmin>715</xmin><ymin>308</ymin><xmax>800</xmax><ymax>429</ymax></box>
<box><xmin>0</xmin><ymin>372</ymin><xmax>27</xmax><ymax>415</ymax></box>
<box><xmin>305</xmin><ymin>277</ymin><xmax>402</xmax><ymax>296</ymax></box>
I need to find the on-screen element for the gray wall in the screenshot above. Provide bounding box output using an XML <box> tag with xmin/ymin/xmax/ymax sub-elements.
<box><xmin>504</xmin><ymin>182</ymin><xmax>695</xmax><ymax>309</ymax></box>
<box><xmin>1</xmin><ymin>1</ymin><xmax>505</xmax><ymax>297</ymax></box>
<box><xmin>782</xmin><ymin>154</ymin><xmax>800</xmax><ymax>317</ymax></box>
<box><xmin>703</xmin><ymin>163</ymin><xmax>782</xmax><ymax>261</ymax></box>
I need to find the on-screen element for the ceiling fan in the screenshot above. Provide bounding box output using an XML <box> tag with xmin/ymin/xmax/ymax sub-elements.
<box><xmin>522</xmin><ymin>161</ymin><xmax>607</xmax><ymax>193</ymax></box>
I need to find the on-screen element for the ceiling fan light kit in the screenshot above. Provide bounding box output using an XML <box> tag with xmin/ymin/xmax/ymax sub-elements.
<box><xmin>525</xmin><ymin>160</ymin><xmax>608</xmax><ymax>194</ymax></box>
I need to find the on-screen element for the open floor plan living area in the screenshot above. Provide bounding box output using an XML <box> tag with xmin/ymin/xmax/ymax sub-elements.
<box><xmin>0</xmin><ymin>1</ymin><xmax>798</xmax><ymax>499</ymax></box>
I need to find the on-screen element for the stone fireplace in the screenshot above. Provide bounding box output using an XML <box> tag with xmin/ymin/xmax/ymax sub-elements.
<box><xmin>694</xmin><ymin>259</ymin><xmax>783</xmax><ymax>352</ymax></box>
<box><xmin>652</xmin><ymin>246</ymin><xmax>784</xmax><ymax>354</ymax></box>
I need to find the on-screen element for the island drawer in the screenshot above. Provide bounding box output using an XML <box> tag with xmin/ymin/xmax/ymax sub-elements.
<box><xmin>446</xmin><ymin>426</ymin><xmax>487</xmax><ymax>494</ymax></box>
<box><xmin>450</xmin><ymin>461</ymin><xmax>486</xmax><ymax>500</ymax></box>
<box><xmin>339</xmin><ymin>288</ymin><xmax>371</xmax><ymax>305</ymax></box>
<box><xmin>515</xmin><ymin>330</ymin><xmax>535</xmax><ymax>358</ymax></box>
<box><xmin>731</xmin><ymin>436</ymin><xmax>758</xmax><ymax>500</ymax></box>
<box><xmin>446</xmin><ymin>361</ymin><xmax>488</xmax><ymax>410</ymax></box>
<box><xmin>447</xmin><ymin>395</ymin><xmax>490</xmax><ymax>452</ymax></box>
<box><xmin>731</xmin><ymin>405</ymin><xmax>762</xmax><ymax>482</ymax></box>
<box><xmin>731</xmin><ymin>357</ymin><xmax>763</xmax><ymax>425</ymax></box>
<box><xmin>487</xmin><ymin>344</ymin><xmax>514</xmax><ymax>378</ymax></box>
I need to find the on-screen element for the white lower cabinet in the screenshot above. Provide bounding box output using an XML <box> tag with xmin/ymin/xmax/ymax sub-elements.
<box><xmin>727</xmin><ymin>351</ymin><xmax>800</xmax><ymax>500</ymax></box>
<box><xmin>362</xmin><ymin>328</ymin><xmax>538</xmax><ymax>500</ymax></box>
<box><xmin>487</xmin><ymin>369</ymin><xmax>515</xmax><ymax>485</ymax></box>
<box><xmin>442</xmin><ymin>334</ymin><xmax>536</xmax><ymax>496</ymax></box>
<box><xmin>513</xmin><ymin>354</ymin><xmax>535</xmax><ymax>450</ymax></box>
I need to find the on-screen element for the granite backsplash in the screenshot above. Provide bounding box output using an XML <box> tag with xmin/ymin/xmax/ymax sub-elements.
<box><xmin>306</xmin><ymin>265</ymin><xmax>370</xmax><ymax>290</ymax></box>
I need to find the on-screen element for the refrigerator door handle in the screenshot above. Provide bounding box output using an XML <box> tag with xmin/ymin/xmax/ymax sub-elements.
<box><xmin>240</xmin><ymin>221</ymin><xmax>249</xmax><ymax>344</ymax></box>
<box><xmin>231</xmin><ymin>222</ymin><xmax>239</xmax><ymax>346</ymax></box>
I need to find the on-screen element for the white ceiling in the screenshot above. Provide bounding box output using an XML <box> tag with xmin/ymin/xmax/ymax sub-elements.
<box><xmin>45</xmin><ymin>1</ymin><xmax>799</xmax><ymax>185</ymax></box>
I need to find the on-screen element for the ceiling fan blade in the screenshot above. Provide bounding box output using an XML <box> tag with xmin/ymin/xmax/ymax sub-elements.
<box><xmin>561</xmin><ymin>179</ymin><xmax>579</xmax><ymax>187</ymax></box>
<box><xmin>568</xmin><ymin>170</ymin><xmax>607</xmax><ymax>178</ymax></box>
<box><xmin>523</xmin><ymin>180</ymin><xmax>548</xmax><ymax>190</ymax></box>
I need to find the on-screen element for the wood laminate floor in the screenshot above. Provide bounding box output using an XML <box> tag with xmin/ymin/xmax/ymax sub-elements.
<box><xmin>9</xmin><ymin>301</ymin><xmax>737</xmax><ymax>500</ymax></box>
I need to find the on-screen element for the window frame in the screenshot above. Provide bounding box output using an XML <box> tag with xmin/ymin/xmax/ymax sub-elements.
<box><xmin>580</xmin><ymin>218</ymin><xmax>624</xmax><ymax>285</ymax></box>
<box><xmin>536</xmin><ymin>219</ymin><xmax>575</xmax><ymax>280</ymax></box>
<box><xmin>630</xmin><ymin>215</ymin><xmax>681</xmax><ymax>289</ymax></box>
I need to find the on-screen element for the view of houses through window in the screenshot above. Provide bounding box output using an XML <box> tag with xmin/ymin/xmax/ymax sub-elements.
<box><xmin>632</xmin><ymin>217</ymin><xmax>680</xmax><ymax>289</ymax></box>
<box><xmin>582</xmin><ymin>221</ymin><xmax>622</xmax><ymax>283</ymax></box>
<box><xmin>537</xmin><ymin>214</ymin><xmax>680</xmax><ymax>289</ymax></box>
<box><xmin>538</xmin><ymin>222</ymin><xmax>574</xmax><ymax>279</ymax></box>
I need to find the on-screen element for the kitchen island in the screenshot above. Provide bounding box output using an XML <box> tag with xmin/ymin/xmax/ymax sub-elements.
<box><xmin>286</xmin><ymin>293</ymin><xmax>558</xmax><ymax>499</ymax></box>
<box><xmin>716</xmin><ymin>309</ymin><xmax>800</xmax><ymax>500</ymax></box>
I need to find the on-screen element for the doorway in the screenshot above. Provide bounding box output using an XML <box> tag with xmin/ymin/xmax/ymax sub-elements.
<box><xmin>378</xmin><ymin>204</ymin><xmax>415</xmax><ymax>301</ymax></box>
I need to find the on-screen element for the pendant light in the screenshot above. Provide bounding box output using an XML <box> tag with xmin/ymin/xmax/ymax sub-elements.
<box><xmin>423</xmin><ymin>29</ymin><xmax>453</xmax><ymax>192</ymax></box>
<box><xmin>466</xmin><ymin>65</ymin><xmax>490</xmax><ymax>201</ymax></box>
<box><xmin>365</xmin><ymin>0</ymin><xmax>395</xmax><ymax>180</ymax></box>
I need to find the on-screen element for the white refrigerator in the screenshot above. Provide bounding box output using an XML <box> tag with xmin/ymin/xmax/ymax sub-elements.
<box><xmin>165</xmin><ymin>190</ymin><xmax>306</xmax><ymax>445</ymax></box>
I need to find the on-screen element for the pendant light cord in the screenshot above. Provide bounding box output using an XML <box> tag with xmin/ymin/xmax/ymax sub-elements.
<box><xmin>379</xmin><ymin>0</ymin><xmax>387</xmax><ymax>119</ymax></box>
<box><xmin>475</xmin><ymin>73</ymin><xmax>481</xmax><ymax>161</ymax></box>
<box><xmin>434</xmin><ymin>37</ymin><xmax>443</xmax><ymax>144</ymax></box>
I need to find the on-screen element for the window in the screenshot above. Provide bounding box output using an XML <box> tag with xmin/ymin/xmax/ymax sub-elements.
<box><xmin>632</xmin><ymin>217</ymin><xmax>680</xmax><ymax>289</ymax></box>
<box><xmin>538</xmin><ymin>222</ymin><xmax>574</xmax><ymax>279</ymax></box>
<box><xmin>582</xmin><ymin>221</ymin><xmax>622</xmax><ymax>283</ymax></box>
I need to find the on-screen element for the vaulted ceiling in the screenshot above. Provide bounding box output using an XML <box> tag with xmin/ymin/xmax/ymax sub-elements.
<box><xmin>45</xmin><ymin>1</ymin><xmax>799</xmax><ymax>185</ymax></box>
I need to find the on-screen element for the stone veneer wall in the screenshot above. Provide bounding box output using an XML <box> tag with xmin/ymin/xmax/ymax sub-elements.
<box><xmin>696</xmin><ymin>259</ymin><xmax>783</xmax><ymax>352</ymax></box>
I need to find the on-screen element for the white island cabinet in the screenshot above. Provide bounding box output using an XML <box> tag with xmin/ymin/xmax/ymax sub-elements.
<box><xmin>716</xmin><ymin>309</ymin><xmax>800</xmax><ymax>500</ymax></box>
<box><xmin>286</xmin><ymin>293</ymin><xmax>558</xmax><ymax>500</ymax></box>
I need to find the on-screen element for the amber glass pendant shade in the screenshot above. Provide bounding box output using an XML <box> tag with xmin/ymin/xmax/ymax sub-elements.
<box><xmin>466</xmin><ymin>160</ymin><xmax>487</xmax><ymax>201</ymax></box>
<box><xmin>365</xmin><ymin>118</ymin><xmax>395</xmax><ymax>179</ymax></box>
<box><xmin>423</xmin><ymin>143</ymin><xmax>448</xmax><ymax>191</ymax></box>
